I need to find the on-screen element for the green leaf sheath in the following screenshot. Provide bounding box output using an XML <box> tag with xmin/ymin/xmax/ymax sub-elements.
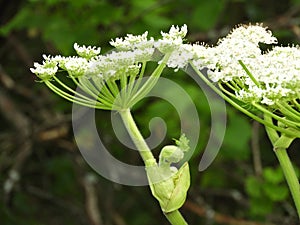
<box><xmin>147</xmin><ymin>163</ymin><xmax>190</xmax><ymax>213</ymax></box>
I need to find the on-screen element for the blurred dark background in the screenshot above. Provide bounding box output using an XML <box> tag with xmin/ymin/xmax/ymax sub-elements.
<box><xmin>1</xmin><ymin>0</ymin><xmax>300</xmax><ymax>224</ymax></box>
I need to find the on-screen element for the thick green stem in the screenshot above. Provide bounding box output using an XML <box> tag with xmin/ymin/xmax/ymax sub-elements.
<box><xmin>274</xmin><ymin>148</ymin><xmax>300</xmax><ymax>218</ymax></box>
<box><xmin>264</xmin><ymin>114</ymin><xmax>300</xmax><ymax>219</ymax></box>
<box><xmin>164</xmin><ymin>210</ymin><xmax>188</xmax><ymax>225</ymax></box>
<box><xmin>119</xmin><ymin>108</ymin><xmax>188</xmax><ymax>224</ymax></box>
<box><xmin>119</xmin><ymin>108</ymin><xmax>156</xmax><ymax>166</ymax></box>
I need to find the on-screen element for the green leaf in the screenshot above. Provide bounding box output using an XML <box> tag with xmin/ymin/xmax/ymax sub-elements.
<box><xmin>262</xmin><ymin>183</ymin><xmax>289</xmax><ymax>201</ymax></box>
<box><xmin>245</xmin><ymin>176</ymin><xmax>261</xmax><ymax>198</ymax></box>
<box><xmin>249</xmin><ymin>197</ymin><xmax>273</xmax><ymax>216</ymax></box>
<box><xmin>263</xmin><ymin>167</ymin><xmax>284</xmax><ymax>184</ymax></box>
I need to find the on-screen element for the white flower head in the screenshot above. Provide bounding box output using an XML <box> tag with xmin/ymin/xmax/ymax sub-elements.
<box><xmin>64</xmin><ymin>57</ymin><xmax>89</xmax><ymax>77</ymax></box>
<box><xmin>40</xmin><ymin>55</ymin><xmax>89</xmax><ymax>78</ymax></box>
<box><xmin>74</xmin><ymin>43</ymin><xmax>101</xmax><ymax>59</ymax></box>
<box><xmin>222</xmin><ymin>44</ymin><xmax>300</xmax><ymax>106</ymax></box>
<box><xmin>166</xmin><ymin>44</ymin><xmax>194</xmax><ymax>71</ymax></box>
<box><xmin>193</xmin><ymin>23</ymin><xmax>300</xmax><ymax>108</ymax></box>
<box><xmin>223</xmin><ymin>24</ymin><xmax>278</xmax><ymax>45</ymax></box>
<box><xmin>133</xmin><ymin>48</ymin><xmax>155</xmax><ymax>62</ymax></box>
<box><xmin>87</xmin><ymin>50</ymin><xmax>141</xmax><ymax>80</ymax></box>
<box><xmin>30</xmin><ymin>56</ymin><xmax>58</xmax><ymax>81</ymax></box>
<box><xmin>110</xmin><ymin>31</ymin><xmax>155</xmax><ymax>51</ymax></box>
<box><xmin>155</xmin><ymin>24</ymin><xmax>188</xmax><ymax>54</ymax></box>
<box><xmin>161</xmin><ymin>24</ymin><xmax>188</xmax><ymax>40</ymax></box>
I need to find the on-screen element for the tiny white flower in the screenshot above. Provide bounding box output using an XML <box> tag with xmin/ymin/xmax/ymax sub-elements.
<box><xmin>161</xmin><ymin>24</ymin><xmax>187</xmax><ymax>40</ymax></box>
<box><xmin>155</xmin><ymin>24</ymin><xmax>188</xmax><ymax>54</ymax></box>
<box><xmin>223</xmin><ymin>24</ymin><xmax>277</xmax><ymax>45</ymax></box>
<box><xmin>30</xmin><ymin>63</ymin><xmax>58</xmax><ymax>80</ymax></box>
<box><xmin>260</xmin><ymin>97</ymin><xmax>274</xmax><ymax>105</ymax></box>
<box><xmin>87</xmin><ymin>50</ymin><xmax>142</xmax><ymax>80</ymax></box>
<box><xmin>133</xmin><ymin>48</ymin><xmax>155</xmax><ymax>62</ymax></box>
<box><xmin>30</xmin><ymin>57</ymin><xmax>58</xmax><ymax>81</ymax></box>
<box><xmin>74</xmin><ymin>43</ymin><xmax>101</xmax><ymax>59</ymax></box>
<box><xmin>166</xmin><ymin>44</ymin><xmax>194</xmax><ymax>71</ymax></box>
<box><xmin>110</xmin><ymin>31</ymin><xmax>155</xmax><ymax>51</ymax></box>
<box><xmin>64</xmin><ymin>57</ymin><xmax>89</xmax><ymax>77</ymax></box>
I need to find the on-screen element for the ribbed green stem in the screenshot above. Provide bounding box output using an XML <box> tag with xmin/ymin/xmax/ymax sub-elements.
<box><xmin>275</xmin><ymin>148</ymin><xmax>300</xmax><ymax>218</ymax></box>
<box><xmin>264</xmin><ymin>114</ymin><xmax>300</xmax><ymax>219</ymax></box>
<box><xmin>164</xmin><ymin>210</ymin><xmax>188</xmax><ymax>225</ymax></box>
<box><xmin>119</xmin><ymin>108</ymin><xmax>156</xmax><ymax>166</ymax></box>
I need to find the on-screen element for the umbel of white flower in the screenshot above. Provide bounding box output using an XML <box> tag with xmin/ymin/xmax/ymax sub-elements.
<box><xmin>186</xmin><ymin>24</ymin><xmax>300</xmax><ymax>137</ymax></box>
<box><xmin>31</xmin><ymin>24</ymin><xmax>300</xmax><ymax>136</ymax></box>
<box><xmin>30</xmin><ymin>25</ymin><xmax>187</xmax><ymax>110</ymax></box>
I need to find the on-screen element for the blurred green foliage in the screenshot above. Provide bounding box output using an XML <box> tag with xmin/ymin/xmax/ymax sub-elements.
<box><xmin>1</xmin><ymin>0</ymin><xmax>300</xmax><ymax>224</ymax></box>
<box><xmin>246</xmin><ymin>167</ymin><xmax>290</xmax><ymax>217</ymax></box>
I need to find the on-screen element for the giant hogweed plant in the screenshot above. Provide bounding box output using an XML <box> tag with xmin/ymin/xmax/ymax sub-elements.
<box><xmin>31</xmin><ymin>24</ymin><xmax>300</xmax><ymax>223</ymax></box>
<box><xmin>31</xmin><ymin>26</ymin><xmax>192</xmax><ymax>224</ymax></box>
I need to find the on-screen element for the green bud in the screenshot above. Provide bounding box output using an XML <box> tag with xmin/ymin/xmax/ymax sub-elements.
<box><xmin>159</xmin><ymin>133</ymin><xmax>190</xmax><ymax>167</ymax></box>
<box><xmin>159</xmin><ymin>145</ymin><xmax>184</xmax><ymax>166</ymax></box>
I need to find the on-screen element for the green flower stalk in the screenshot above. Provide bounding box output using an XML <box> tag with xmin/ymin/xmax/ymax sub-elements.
<box><xmin>31</xmin><ymin>25</ymin><xmax>190</xmax><ymax>225</ymax></box>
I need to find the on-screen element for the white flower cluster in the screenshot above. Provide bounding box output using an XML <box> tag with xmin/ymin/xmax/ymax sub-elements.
<box><xmin>225</xmin><ymin>24</ymin><xmax>277</xmax><ymax>45</ymax></box>
<box><xmin>110</xmin><ymin>31</ymin><xmax>154</xmax><ymax>51</ymax></box>
<box><xmin>74</xmin><ymin>43</ymin><xmax>101</xmax><ymax>59</ymax></box>
<box><xmin>30</xmin><ymin>25</ymin><xmax>188</xmax><ymax>82</ymax></box>
<box><xmin>88</xmin><ymin>51</ymin><xmax>141</xmax><ymax>80</ymax></box>
<box><xmin>30</xmin><ymin>56</ymin><xmax>58</xmax><ymax>80</ymax></box>
<box><xmin>190</xmin><ymin>24</ymin><xmax>279</xmax><ymax>81</ymax></box>
<box><xmin>188</xmin><ymin>24</ymin><xmax>300</xmax><ymax>106</ymax></box>
<box><xmin>235</xmin><ymin>46</ymin><xmax>300</xmax><ymax>105</ymax></box>
<box><xmin>155</xmin><ymin>24</ymin><xmax>187</xmax><ymax>54</ymax></box>
<box><xmin>31</xmin><ymin>24</ymin><xmax>300</xmax><ymax>107</ymax></box>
